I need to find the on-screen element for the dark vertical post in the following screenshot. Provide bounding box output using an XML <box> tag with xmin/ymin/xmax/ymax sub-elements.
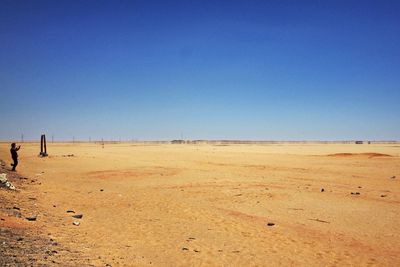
<box><xmin>40</xmin><ymin>135</ymin><xmax>44</xmax><ymax>155</ymax></box>
<box><xmin>43</xmin><ymin>135</ymin><xmax>47</xmax><ymax>155</ymax></box>
<box><xmin>39</xmin><ymin>134</ymin><xmax>48</xmax><ymax>157</ymax></box>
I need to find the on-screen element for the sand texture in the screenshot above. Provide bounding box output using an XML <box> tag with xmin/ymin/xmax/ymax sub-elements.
<box><xmin>0</xmin><ymin>143</ymin><xmax>399</xmax><ymax>266</ymax></box>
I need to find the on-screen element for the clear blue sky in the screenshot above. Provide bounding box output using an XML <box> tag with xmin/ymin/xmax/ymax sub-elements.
<box><xmin>1</xmin><ymin>0</ymin><xmax>399</xmax><ymax>141</ymax></box>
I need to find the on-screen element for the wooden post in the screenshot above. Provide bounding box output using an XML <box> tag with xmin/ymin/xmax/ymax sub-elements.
<box><xmin>43</xmin><ymin>135</ymin><xmax>47</xmax><ymax>155</ymax></box>
<box><xmin>40</xmin><ymin>135</ymin><xmax>44</xmax><ymax>155</ymax></box>
<box><xmin>40</xmin><ymin>134</ymin><xmax>48</xmax><ymax>157</ymax></box>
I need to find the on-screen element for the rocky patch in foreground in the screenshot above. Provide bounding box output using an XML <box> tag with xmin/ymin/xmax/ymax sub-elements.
<box><xmin>0</xmin><ymin>159</ymin><xmax>91</xmax><ymax>266</ymax></box>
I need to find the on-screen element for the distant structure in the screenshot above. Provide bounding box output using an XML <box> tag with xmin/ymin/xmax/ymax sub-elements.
<box><xmin>171</xmin><ymin>140</ymin><xmax>185</xmax><ymax>144</ymax></box>
<box><xmin>355</xmin><ymin>141</ymin><xmax>363</xmax><ymax>144</ymax></box>
<box><xmin>40</xmin><ymin>134</ymin><xmax>48</xmax><ymax>157</ymax></box>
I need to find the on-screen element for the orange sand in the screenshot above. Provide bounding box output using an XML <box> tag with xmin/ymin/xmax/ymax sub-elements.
<box><xmin>1</xmin><ymin>142</ymin><xmax>399</xmax><ymax>266</ymax></box>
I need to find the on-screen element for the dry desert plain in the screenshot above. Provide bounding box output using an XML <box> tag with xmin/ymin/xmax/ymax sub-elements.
<box><xmin>0</xmin><ymin>142</ymin><xmax>399</xmax><ymax>266</ymax></box>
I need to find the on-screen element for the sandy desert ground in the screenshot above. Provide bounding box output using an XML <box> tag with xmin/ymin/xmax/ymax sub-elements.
<box><xmin>0</xmin><ymin>142</ymin><xmax>399</xmax><ymax>266</ymax></box>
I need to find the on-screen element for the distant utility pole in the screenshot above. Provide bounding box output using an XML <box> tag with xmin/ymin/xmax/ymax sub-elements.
<box><xmin>21</xmin><ymin>134</ymin><xmax>24</xmax><ymax>143</ymax></box>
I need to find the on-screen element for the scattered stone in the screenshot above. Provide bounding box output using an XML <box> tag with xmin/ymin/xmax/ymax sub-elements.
<box><xmin>381</xmin><ymin>194</ymin><xmax>387</xmax><ymax>197</ymax></box>
<box><xmin>358</xmin><ymin>186</ymin><xmax>362</xmax><ymax>188</ymax></box>
<box><xmin>351</xmin><ymin>192</ymin><xmax>360</xmax><ymax>195</ymax></box>
<box><xmin>72</xmin><ymin>221</ymin><xmax>80</xmax><ymax>226</ymax></box>
<box><xmin>66</xmin><ymin>210</ymin><xmax>75</xmax><ymax>213</ymax></box>
<box><xmin>182</xmin><ymin>247</ymin><xmax>189</xmax><ymax>251</ymax></box>
<box><xmin>72</xmin><ymin>214</ymin><xmax>83</xmax><ymax>219</ymax></box>
<box><xmin>309</xmin><ymin>218</ymin><xmax>330</xmax><ymax>223</ymax></box>
<box><xmin>0</xmin><ymin>173</ymin><xmax>16</xmax><ymax>190</ymax></box>
<box><xmin>321</xmin><ymin>188</ymin><xmax>324</xmax><ymax>192</ymax></box>
<box><xmin>13</xmin><ymin>206</ymin><xmax>20</xmax><ymax>210</ymax></box>
<box><xmin>26</xmin><ymin>215</ymin><xmax>37</xmax><ymax>221</ymax></box>
<box><xmin>390</xmin><ymin>176</ymin><xmax>396</xmax><ymax>179</ymax></box>
<box><xmin>267</xmin><ymin>222</ymin><xmax>275</xmax><ymax>226</ymax></box>
<box><xmin>100</xmin><ymin>189</ymin><xmax>104</xmax><ymax>192</ymax></box>
<box><xmin>17</xmin><ymin>237</ymin><xmax>23</xmax><ymax>241</ymax></box>
<box><xmin>193</xmin><ymin>249</ymin><xmax>200</xmax><ymax>253</ymax></box>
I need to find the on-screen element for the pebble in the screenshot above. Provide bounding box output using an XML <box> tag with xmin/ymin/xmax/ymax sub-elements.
<box><xmin>72</xmin><ymin>221</ymin><xmax>80</xmax><ymax>226</ymax></box>
<box><xmin>26</xmin><ymin>216</ymin><xmax>37</xmax><ymax>221</ymax></box>
<box><xmin>321</xmin><ymin>188</ymin><xmax>324</xmax><ymax>192</ymax></box>
<box><xmin>267</xmin><ymin>222</ymin><xmax>275</xmax><ymax>226</ymax></box>
<box><xmin>182</xmin><ymin>247</ymin><xmax>189</xmax><ymax>251</ymax></box>
<box><xmin>351</xmin><ymin>192</ymin><xmax>360</xmax><ymax>195</ymax></box>
<box><xmin>66</xmin><ymin>210</ymin><xmax>75</xmax><ymax>213</ymax></box>
<box><xmin>72</xmin><ymin>214</ymin><xmax>83</xmax><ymax>219</ymax></box>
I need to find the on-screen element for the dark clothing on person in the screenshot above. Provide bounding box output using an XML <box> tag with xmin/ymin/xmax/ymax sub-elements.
<box><xmin>11</xmin><ymin>148</ymin><xmax>18</xmax><ymax>159</ymax></box>
<box><xmin>11</xmin><ymin>158</ymin><xmax>18</xmax><ymax>171</ymax></box>
<box><xmin>10</xmin><ymin>146</ymin><xmax>20</xmax><ymax>171</ymax></box>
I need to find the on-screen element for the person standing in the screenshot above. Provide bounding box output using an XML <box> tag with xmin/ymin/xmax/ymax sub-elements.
<box><xmin>10</xmin><ymin>143</ymin><xmax>21</xmax><ymax>171</ymax></box>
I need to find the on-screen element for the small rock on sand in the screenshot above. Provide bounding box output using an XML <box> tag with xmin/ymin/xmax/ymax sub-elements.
<box><xmin>0</xmin><ymin>173</ymin><xmax>16</xmax><ymax>190</ymax></box>
<box><xmin>26</xmin><ymin>215</ymin><xmax>37</xmax><ymax>221</ymax></box>
<box><xmin>66</xmin><ymin>210</ymin><xmax>75</xmax><ymax>213</ymax></box>
<box><xmin>267</xmin><ymin>222</ymin><xmax>275</xmax><ymax>226</ymax></box>
<box><xmin>72</xmin><ymin>214</ymin><xmax>83</xmax><ymax>219</ymax></box>
<box><xmin>351</xmin><ymin>192</ymin><xmax>360</xmax><ymax>195</ymax></box>
<box><xmin>321</xmin><ymin>188</ymin><xmax>324</xmax><ymax>192</ymax></box>
<box><xmin>73</xmin><ymin>221</ymin><xmax>80</xmax><ymax>226</ymax></box>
